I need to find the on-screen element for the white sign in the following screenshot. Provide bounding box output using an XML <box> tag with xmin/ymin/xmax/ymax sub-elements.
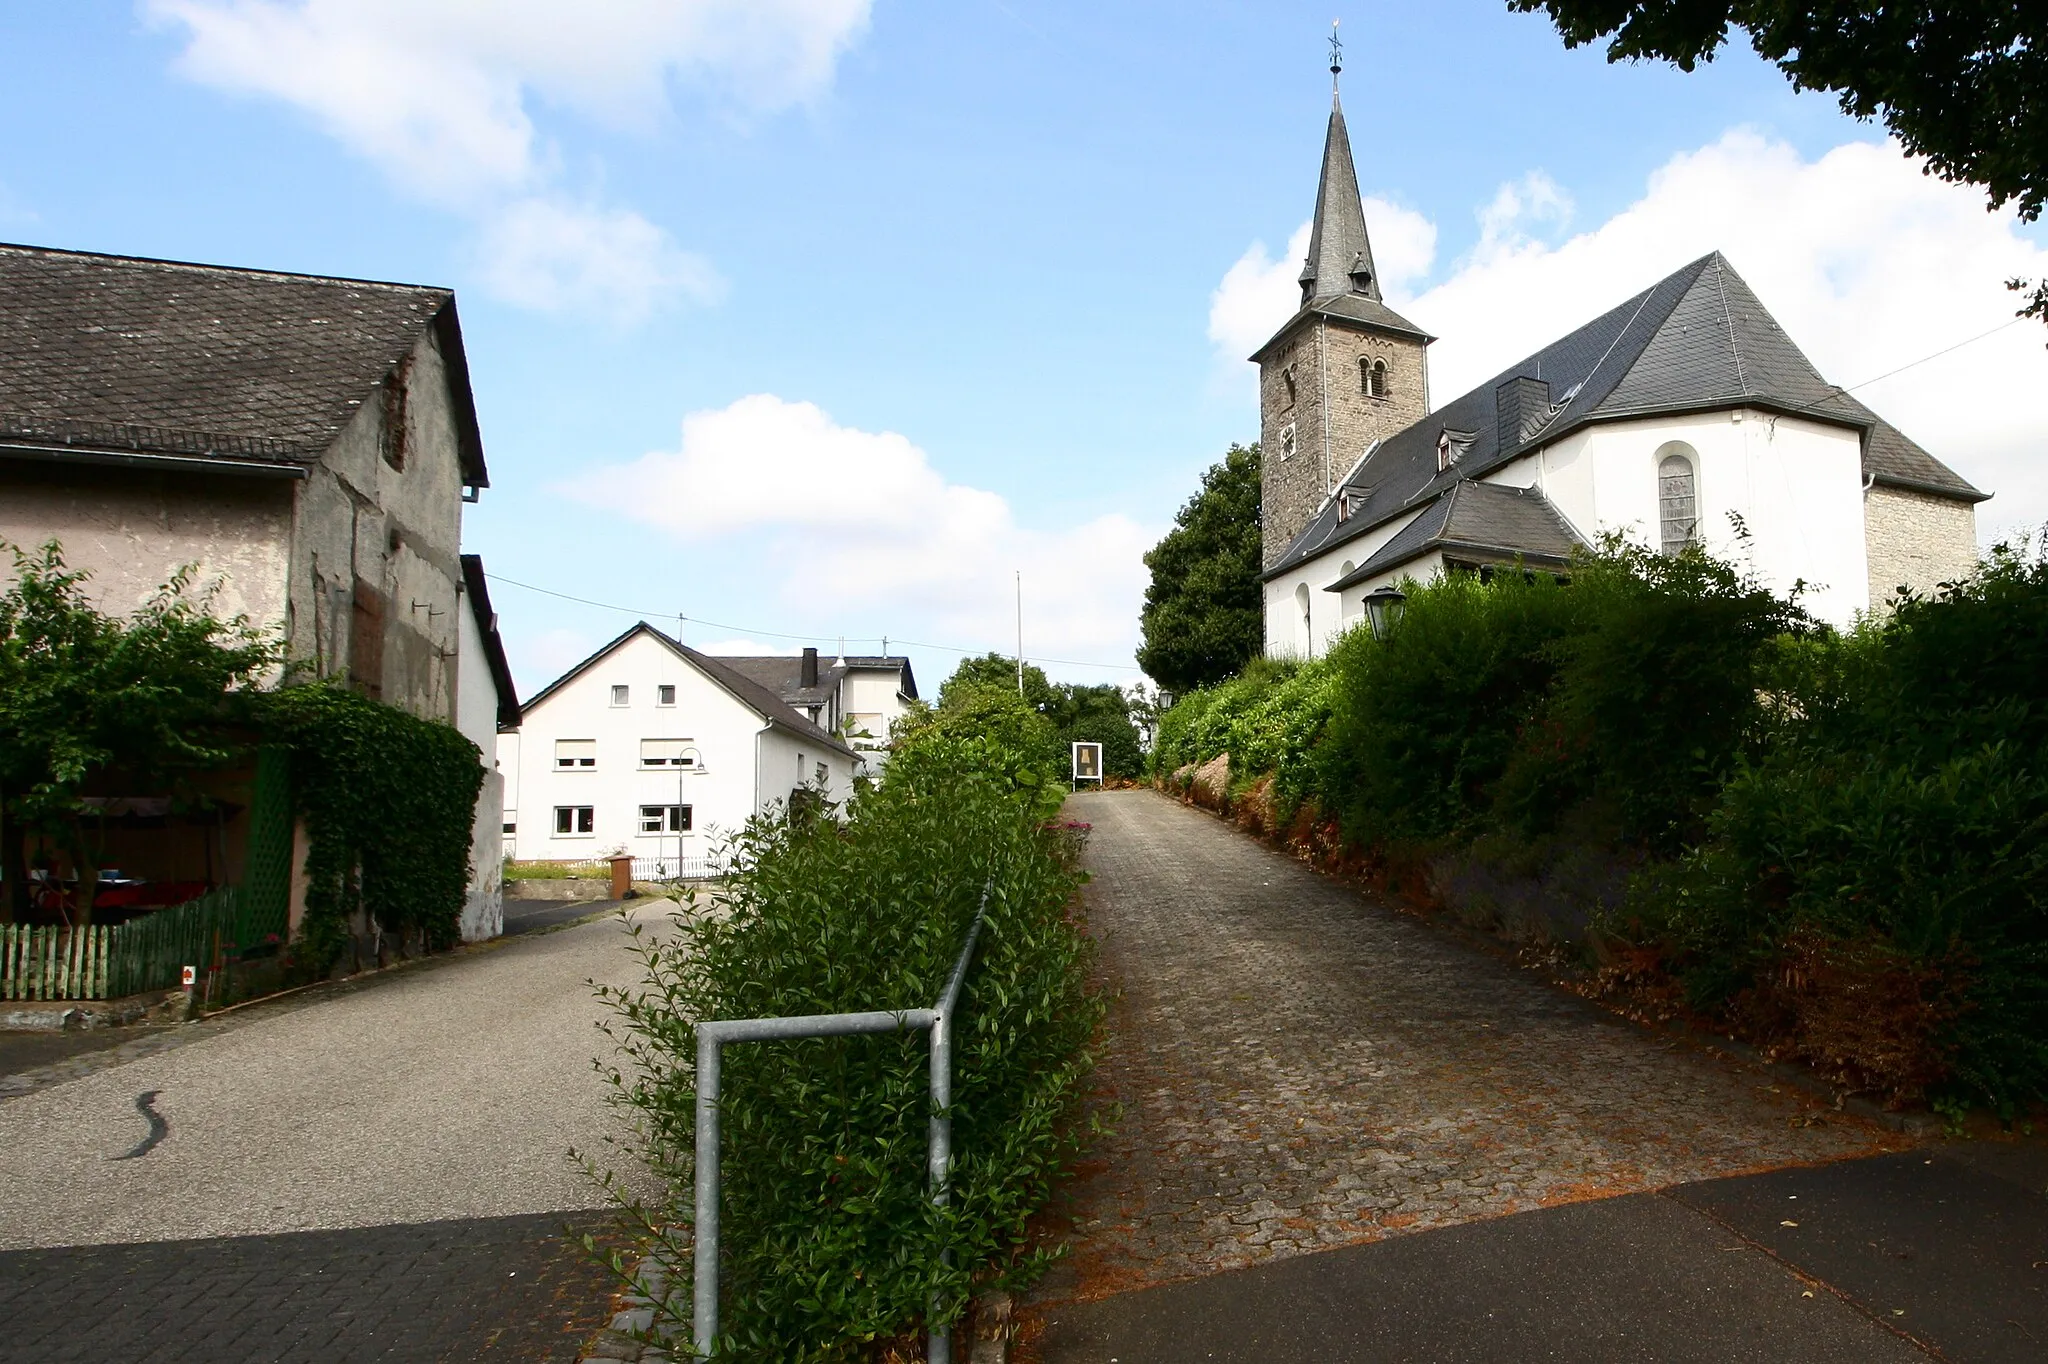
<box><xmin>180</xmin><ymin>965</ymin><xmax>197</xmax><ymax>988</ymax></box>
<box><xmin>1071</xmin><ymin>741</ymin><xmax>1104</xmax><ymax>786</ymax></box>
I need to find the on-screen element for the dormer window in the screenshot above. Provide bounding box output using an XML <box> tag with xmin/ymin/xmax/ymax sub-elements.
<box><xmin>1348</xmin><ymin>252</ymin><xmax>1374</xmax><ymax>294</ymax></box>
<box><xmin>1437</xmin><ymin>431</ymin><xmax>1453</xmax><ymax>472</ymax></box>
<box><xmin>1336</xmin><ymin>491</ymin><xmax>1362</xmax><ymax>524</ymax></box>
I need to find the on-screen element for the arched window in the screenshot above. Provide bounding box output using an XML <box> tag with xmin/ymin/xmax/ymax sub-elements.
<box><xmin>1366</xmin><ymin>358</ymin><xmax>1388</xmax><ymax>399</ymax></box>
<box><xmin>1295</xmin><ymin>582</ymin><xmax>1313</xmax><ymax>653</ymax></box>
<box><xmin>1656</xmin><ymin>442</ymin><xmax>1699</xmax><ymax>555</ymax></box>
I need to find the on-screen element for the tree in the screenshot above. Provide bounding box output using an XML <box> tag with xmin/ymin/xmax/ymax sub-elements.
<box><xmin>1042</xmin><ymin>682</ymin><xmax>1144</xmax><ymax>781</ymax></box>
<box><xmin>937</xmin><ymin>652</ymin><xmax>1055</xmax><ymax>710</ymax></box>
<box><xmin>1137</xmin><ymin>443</ymin><xmax>1263</xmax><ymax>694</ymax></box>
<box><xmin>0</xmin><ymin>541</ymin><xmax>275</xmax><ymax>922</ymax></box>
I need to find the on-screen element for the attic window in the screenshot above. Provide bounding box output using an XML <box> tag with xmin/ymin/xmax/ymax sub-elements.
<box><xmin>1437</xmin><ymin>431</ymin><xmax>1454</xmax><ymax>472</ymax></box>
<box><xmin>1336</xmin><ymin>492</ymin><xmax>1360</xmax><ymax>524</ymax></box>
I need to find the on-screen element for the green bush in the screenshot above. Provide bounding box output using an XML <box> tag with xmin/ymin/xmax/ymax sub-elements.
<box><xmin>1318</xmin><ymin>567</ymin><xmax>1578</xmax><ymax>846</ymax></box>
<box><xmin>1621</xmin><ymin>547</ymin><xmax>2048</xmax><ymax>1106</ymax></box>
<box><xmin>597</xmin><ymin>739</ymin><xmax>1102</xmax><ymax>1359</ymax></box>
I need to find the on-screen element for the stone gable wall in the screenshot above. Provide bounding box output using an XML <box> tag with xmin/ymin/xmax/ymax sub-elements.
<box><xmin>1863</xmin><ymin>483</ymin><xmax>1979</xmax><ymax>609</ymax></box>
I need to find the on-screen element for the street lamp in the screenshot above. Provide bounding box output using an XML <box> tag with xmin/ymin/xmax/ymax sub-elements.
<box><xmin>1362</xmin><ymin>585</ymin><xmax>1407</xmax><ymax>642</ymax></box>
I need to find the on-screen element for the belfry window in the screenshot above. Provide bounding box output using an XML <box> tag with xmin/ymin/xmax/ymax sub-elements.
<box><xmin>1283</xmin><ymin>365</ymin><xmax>1298</xmax><ymax>406</ymax></box>
<box><xmin>1362</xmin><ymin>358</ymin><xmax>1388</xmax><ymax>400</ymax></box>
<box><xmin>1657</xmin><ymin>443</ymin><xmax>1700</xmax><ymax>555</ymax></box>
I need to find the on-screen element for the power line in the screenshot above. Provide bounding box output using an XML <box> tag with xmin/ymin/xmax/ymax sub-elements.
<box><xmin>481</xmin><ymin>571</ymin><xmax>1145</xmax><ymax>673</ymax></box>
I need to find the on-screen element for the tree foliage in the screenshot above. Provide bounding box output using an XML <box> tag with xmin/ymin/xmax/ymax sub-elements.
<box><xmin>931</xmin><ymin>656</ymin><xmax>1143</xmax><ymax>781</ymax></box>
<box><xmin>1136</xmin><ymin>443</ymin><xmax>1263</xmax><ymax>693</ymax></box>
<box><xmin>0</xmin><ymin>540</ymin><xmax>276</xmax><ymax>921</ymax></box>
<box><xmin>1509</xmin><ymin>3</ymin><xmax>2048</xmax><ymax>221</ymax></box>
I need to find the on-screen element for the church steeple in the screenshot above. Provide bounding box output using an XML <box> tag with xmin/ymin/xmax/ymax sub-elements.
<box><xmin>1298</xmin><ymin>89</ymin><xmax>1382</xmax><ymax>308</ymax></box>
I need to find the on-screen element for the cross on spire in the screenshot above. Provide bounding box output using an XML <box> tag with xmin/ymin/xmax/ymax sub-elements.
<box><xmin>1329</xmin><ymin>19</ymin><xmax>1342</xmax><ymax>84</ymax></box>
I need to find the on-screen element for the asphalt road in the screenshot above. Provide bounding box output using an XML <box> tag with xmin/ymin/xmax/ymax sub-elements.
<box><xmin>0</xmin><ymin>903</ymin><xmax>675</xmax><ymax>1362</ymax></box>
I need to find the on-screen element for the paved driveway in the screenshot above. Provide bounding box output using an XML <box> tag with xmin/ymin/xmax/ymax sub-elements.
<box><xmin>1034</xmin><ymin>791</ymin><xmax>1906</xmax><ymax>1303</ymax></box>
<box><xmin>0</xmin><ymin>903</ymin><xmax>667</xmax><ymax>1362</ymax></box>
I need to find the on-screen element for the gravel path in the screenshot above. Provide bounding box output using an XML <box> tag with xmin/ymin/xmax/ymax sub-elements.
<box><xmin>0</xmin><ymin>904</ymin><xmax>664</xmax><ymax>1250</ymax></box>
<box><xmin>1040</xmin><ymin>790</ymin><xmax>1909</xmax><ymax>1302</ymax></box>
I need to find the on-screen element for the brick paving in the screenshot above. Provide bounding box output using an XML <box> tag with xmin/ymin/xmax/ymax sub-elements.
<box><xmin>0</xmin><ymin>1212</ymin><xmax>620</xmax><ymax>1364</ymax></box>
<box><xmin>1037</xmin><ymin>790</ymin><xmax>1909</xmax><ymax>1304</ymax></box>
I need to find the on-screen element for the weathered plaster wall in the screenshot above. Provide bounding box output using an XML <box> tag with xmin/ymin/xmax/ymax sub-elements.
<box><xmin>1864</xmin><ymin>483</ymin><xmax>1979</xmax><ymax>608</ymax></box>
<box><xmin>0</xmin><ymin>461</ymin><xmax>294</xmax><ymax>631</ymax></box>
<box><xmin>455</xmin><ymin>586</ymin><xmax>502</xmax><ymax>940</ymax></box>
<box><xmin>1260</xmin><ymin>503</ymin><xmax>1427</xmax><ymax>658</ymax></box>
<box><xmin>286</xmin><ymin>321</ymin><xmax>467</xmax><ymax>720</ymax></box>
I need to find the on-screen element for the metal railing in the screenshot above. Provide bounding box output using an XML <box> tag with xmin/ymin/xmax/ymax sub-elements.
<box><xmin>690</xmin><ymin>883</ymin><xmax>991</xmax><ymax>1362</ymax></box>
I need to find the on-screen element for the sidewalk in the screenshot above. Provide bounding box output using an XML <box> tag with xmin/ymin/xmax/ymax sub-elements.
<box><xmin>1033</xmin><ymin>1146</ymin><xmax>2048</xmax><ymax>1362</ymax></box>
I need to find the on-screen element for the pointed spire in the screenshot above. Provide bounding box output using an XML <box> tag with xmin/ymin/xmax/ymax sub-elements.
<box><xmin>1298</xmin><ymin>54</ymin><xmax>1382</xmax><ymax>310</ymax></box>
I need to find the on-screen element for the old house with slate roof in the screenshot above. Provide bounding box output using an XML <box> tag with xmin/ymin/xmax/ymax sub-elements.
<box><xmin>0</xmin><ymin>243</ymin><xmax>513</xmax><ymax>939</ymax></box>
<box><xmin>1258</xmin><ymin>90</ymin><xmax>1989</xmax><ymax>658</ymax></box>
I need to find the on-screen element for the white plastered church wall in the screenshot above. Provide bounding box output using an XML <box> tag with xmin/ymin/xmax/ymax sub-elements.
<box><xmin>1262</xmin><ymin>503</ymin><xmax>1431</xmax><ymax>657</ymax></box>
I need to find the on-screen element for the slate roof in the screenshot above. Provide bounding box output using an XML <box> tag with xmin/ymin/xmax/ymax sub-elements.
<box><xmin>518</xmin><ymin>623</ymin><xmax>855</xmax><ymax>757</ymax></box>
<box><xmin>1251</xmin><ymin>93</ymin><xmax>1432</xmax><ymax>360</ymax></box>
<box><xmin>1328</xmin><ymin>483</ymin><xmax>1584</xmax><ymax>591</ymax></box>
<box><xmin>717</xmin><ymin>653</ymin><xmax>920</xmax><ymax>711</ymax></box>
<box><xmin>0</xmin><ymin>243</ymin><xmax>486</xmax><ymax>484</ymax></box>
<box><xmin>1265</xmin><ymin>252</ymin><xmax>1986</xmax><ymax>581</ymax></box>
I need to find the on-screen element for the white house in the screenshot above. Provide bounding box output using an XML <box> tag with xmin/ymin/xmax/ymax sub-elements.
<box><xmin>502</xmin><ymin>623</ymin><xmax>858</xmax><ymax>867</ymax></box>
<box><xmin>713</xmin><ymin>647</ymin><xmax>918</xmax><ymax>764</ymax></box>
<box><xmin>1255</xmin><ymin>87</ymin><xmax>1988</xmax><ymax>658</ymax></box>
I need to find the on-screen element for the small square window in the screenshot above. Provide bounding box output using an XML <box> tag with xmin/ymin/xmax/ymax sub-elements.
<box><xmin>657</xmin><ymin>684</ymin><xmax>676</xmax><ymax>706</ymax></box>
<box><xmin>502</xmin><ymin>819</ymin><xmax>516</xmax><ymax>835</ymax></box>
<box><xmin>611</xmin><ymin>685</ymin><xmax>630</xmax><ymax>707</ymax></box>
<box><xmin>554</xmin><ymin>805</ymin><xmax>595</xmax><ymax>835</ymax></box>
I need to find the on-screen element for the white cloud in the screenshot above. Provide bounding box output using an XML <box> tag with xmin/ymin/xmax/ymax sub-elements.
<box><xmin>1210</xmin><ymin>130</ymin><xmax>2048</xmax><ymax>541</ymax></box>
<box><xmin>1207</xmin><ymin>196</ymin><xmax>1437</xmax><ymax>362</ymax></box>
<box><xmin>146</xmin><ymin>0</ymin><xmax>870</xmax><ymax>317</ymax></box>
<box><xmin>571</xmin><ymin>395</ymin><xmax>1155</xmax><ymax>668</ymax></box>
<box><xmin>471</xmin><ymin>197</ymin><xmax>724</xmax><ymax>323</ymax></box>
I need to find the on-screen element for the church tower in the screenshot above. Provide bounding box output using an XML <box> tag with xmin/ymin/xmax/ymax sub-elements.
<box><xmin>1252</xmin><ymin>67</ymin><xmax>1433</xmax><ymax>570</ymax></box>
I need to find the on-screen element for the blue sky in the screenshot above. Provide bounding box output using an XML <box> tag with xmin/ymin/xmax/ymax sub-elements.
<box><xmin>5</xmin><ymin>1</ymin><xmax>2045</xmax><ymax>695</ymax></box>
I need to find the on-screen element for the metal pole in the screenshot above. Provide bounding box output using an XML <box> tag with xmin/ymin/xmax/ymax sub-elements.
<box><xmin>927</xmin><ymin>999</ymin><xmax>953</xmax><ymax>1364</ymax></box>
<box><xmin>693</xmin><ymin>1032</ymin><xmax>723</xmax><ymax>1359</ymax></box>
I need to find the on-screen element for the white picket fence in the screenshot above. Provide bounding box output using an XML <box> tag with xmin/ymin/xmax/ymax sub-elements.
<box><xmin>1</xmin><ymin>922</ymin><xmax>113</xmax><ymax>1001</ymax></box>
<box><xmin>631</xmin><ymin>855</ymin><xmax>719</xmax><ymax>883</ymax></box>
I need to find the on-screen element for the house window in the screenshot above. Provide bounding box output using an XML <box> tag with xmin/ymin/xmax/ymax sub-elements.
<box><xmin>640</xmin><ymin>804</ymin><xmax>692</xmax><ymax>834</ymax></box>
<box><xmin>502</xmin><ymin>813</ymin><xmax>517</xmax><ymax>835</ymax></box>
<box><xmin>640</xmin><ymin>738</ymin><xmax>698</xmax><ymax>769</ymax></box>
<box><xmin>657</xmin><ymin>684</ymin><xmax>676</xmax><ymax>706</ymax></box>
<box><xmin>815</xmin><ymin>763</ymin><xmax>829</xmax><ymax>786</ymax></box>
<box><xmin>611</xmin><ymin>685</ymin><xmax>630</xmax><ymax>707</ymax></box>
<box><xmin>1362</xmin><ymin>357</ymin><xmax>1388</xmax><ymax>399</ymax></box>
<box><xmin>554</xmin><ymin>806</ymin><xmax>595</xmax><ymax>836</ymax></box>
<box><xmin>554</xmin><ymin>739</ymin><xmax>596</xmax><ymax>770</ymax></box>
<box><xmin>1657</xmin><ymin>443</ymin><xmax>1700</xmax><ymax>555</ymax></box>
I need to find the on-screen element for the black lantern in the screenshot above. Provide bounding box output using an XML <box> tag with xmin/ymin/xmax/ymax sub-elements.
<box><xmin>1362</xmin><ymin>585</ymin><xmax>1407</xmax><ymax>642</ymax></box>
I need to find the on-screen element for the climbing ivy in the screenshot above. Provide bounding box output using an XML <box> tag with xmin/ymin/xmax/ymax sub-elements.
<box><xmin>258</xmin><ymin>684</ymin><xmax>483</xmax><ymax>972</ymax></box>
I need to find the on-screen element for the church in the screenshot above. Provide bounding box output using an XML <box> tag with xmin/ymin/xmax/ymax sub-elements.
<box><xmin>1256</xmin><ymin>85</ymin><xmax>1989</xmax><ymax>658</ymax></box>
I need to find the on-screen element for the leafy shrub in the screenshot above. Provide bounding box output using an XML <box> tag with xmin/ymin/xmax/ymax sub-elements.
<box><xmin>1318</xmin><ymin>567</ymin><xmax>1577</xmax><ymax>846</ymax></box>
<box><xmin>1619</xmin><ymin>547</ymin><xmax>2048</xmax><ymax>1106</ymax></box>
<box><xmin>598</xmin><ymin>738</ymin><xmax>1101</xmax><ymax>1359</ymax></box>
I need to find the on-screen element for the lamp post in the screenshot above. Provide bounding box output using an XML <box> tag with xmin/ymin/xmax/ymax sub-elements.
<box><xmin>1362</xmin><ymin>585</ymin><xmax>1407</xmax><ymax>642</ymax></box>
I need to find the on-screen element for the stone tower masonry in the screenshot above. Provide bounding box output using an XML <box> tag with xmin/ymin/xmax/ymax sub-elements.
<box><xmin>1252</xmin><ymin>86</ymin><xmax>1433</xmax><ymax>571</ymax></box>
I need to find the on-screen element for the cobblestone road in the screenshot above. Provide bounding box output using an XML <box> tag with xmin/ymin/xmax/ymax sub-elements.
<box><xmin>1039</xmin><ymin>791</ymin><xmax>1908</xmax><ymax>1303</ymax></box>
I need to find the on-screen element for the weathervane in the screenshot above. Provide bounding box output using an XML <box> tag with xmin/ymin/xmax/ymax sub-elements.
<box><xmin>1329</xmin><ymin>18</ymin><xmax>1343</xmax><ymax>81</ymax></box>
